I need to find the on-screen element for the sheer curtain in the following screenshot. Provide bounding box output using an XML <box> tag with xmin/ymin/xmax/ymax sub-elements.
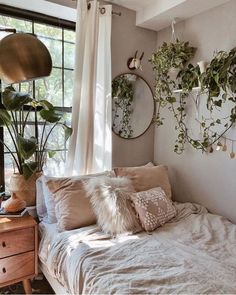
<box><xmin>66</xmin><ymin>0</ymin><xmax>112</xmax><ymax>176</ymax></box>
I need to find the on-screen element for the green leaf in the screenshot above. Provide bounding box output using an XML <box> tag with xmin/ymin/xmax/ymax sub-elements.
<box><xmin>230</xmin><ymin>76</ymin><xmax>236</xmax><ymax>93</ymax></box>
<box><xmin>17</xmin><ymin>135</ymin><xmax>37</xmax><ymax>160</ymax></box>
<box><xmin>2</xmin><ymin>86</ymin><xmax>32</xmax><ymax>110</ymax></box>
<box><xmin>214</xmin><ymin>100</ymin><xmax>222</xmax><ymax>107</ymax></box>
<box><xmin>22</xmin><ymin>162</ymin><xmax>38</xmax><ymax>180</ymax></box>
<box><xmin>62</xmin><ymin>124</ymin><xmax>73</xmax><ymax>141</ymax></box>
<box><xmin>0</xmin><ymin>109</ymin><xmax>11</xmax><ymax>126</ymax></box>
<box><xmin>39</xmin><ymin>100</ymin><xmax>54</xmax><ymax>110</ymax></box>
<box><xmin>167</xmin><ymin>96</ymin><xmax>176</xmax><ymax>104</ymax></box>
<box><xmin>40</xmin><ymin>109</ymin><xmax>62</xmax><ymax>123</ymax></box>
<box><xmin>48</xmin><ymin>151</ymin><xmax>56</xmax><ymax>158</ymax></box>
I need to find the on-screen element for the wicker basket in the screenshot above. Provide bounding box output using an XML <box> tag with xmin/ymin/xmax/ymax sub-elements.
<box><xmin>9</xmin><ymin>172</ymin><xmax>42</xmax><ymax>206</ymax></box>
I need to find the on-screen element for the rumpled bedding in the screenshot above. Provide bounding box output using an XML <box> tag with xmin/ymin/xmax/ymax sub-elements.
<box><xmin>39</xmin><ymin>202</ymin><xmax>236</xmax><ymax>294</ymax></box>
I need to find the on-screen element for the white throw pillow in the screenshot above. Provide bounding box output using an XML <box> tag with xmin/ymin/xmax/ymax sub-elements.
<box><xmin>36</xmin><ymin>176</ymin><xmax>47</xmax><ymax>222</ymax></box>
<box><xmin>85</xmin><ymin>176</ymin><xmax>142</xmax><ymax>236</ymax></box>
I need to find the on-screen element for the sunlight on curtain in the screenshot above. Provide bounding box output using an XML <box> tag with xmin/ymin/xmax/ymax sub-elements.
<box><xmin>66</xmin><ymin>0</ymin><xmax>112</xmax><ymax>176</ymax></box>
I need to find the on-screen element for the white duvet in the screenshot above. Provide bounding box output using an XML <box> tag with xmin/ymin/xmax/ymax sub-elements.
<box><xmin>39</xmin><ymin>202</ymin><xmax>236</xmax><ymax>294</ymax></box>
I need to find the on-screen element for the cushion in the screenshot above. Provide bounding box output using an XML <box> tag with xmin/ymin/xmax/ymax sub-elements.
<box><xmin>36</xmin><ymin>176</ymin><xmax>47</xmax><ymax>222</ymax></box>
<box><xmin>85</xmin><ymin>176</ymin><xmax>142</xmax><ymax>236</ymax></box>
<box><xmin>45</xmin><ymin>171</ymin><xmax>114</xmax><ymax>231</ymax></box>
<box><xmin>131</xmin><ymin>187</ymin><xmax>176</xmax><ymax>232</ymax></box>
<box><xmin>114</xmin><ymin>165</ymin><xmax>172</xmax><ymax>199</ymax></box>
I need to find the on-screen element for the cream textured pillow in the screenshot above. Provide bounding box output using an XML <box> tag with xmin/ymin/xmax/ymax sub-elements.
<box><xmin>131</xmin><ymin>187</ymin><xmax>176</xmax><ymax>232</ymax></box>
<box><xmin>85</xmin><ymin>176</ymin><xmax>142</xmax><ymax>236</ymax></box>
<box><xmin>114</xmin><ymin>165</ymin><xmax>172</xmax><ymax>199</ymax></box>
<box><xmin>45</xmin><ymin>171</ymin><xmax>114</xmax><ymax>231</ymax></box>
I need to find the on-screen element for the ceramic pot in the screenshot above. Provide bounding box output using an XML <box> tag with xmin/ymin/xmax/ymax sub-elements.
<box><xmin>9</xmin><ymin>172</ymin><xmax>42</xmax><ymax>206</ymax></box>
<box><xmin>3</xmin><ymin>193</ymin><xmax>26</xmax><ymax>213</ymax></box>
<box><xmin>197</xmin><ymin>61</ymin><xmax>208</xmax><ymax>73</ymax></box>
<box><xmin>168</xmin><ymin>67</ymin><xmax>180</xmax><ymax>81</ymax></box>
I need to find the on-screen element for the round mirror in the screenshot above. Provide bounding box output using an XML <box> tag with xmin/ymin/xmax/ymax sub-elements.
<box><xmin>112</xmin><ymin>73</ymin><xmax>154</xmax><ymax>139</ymax></box>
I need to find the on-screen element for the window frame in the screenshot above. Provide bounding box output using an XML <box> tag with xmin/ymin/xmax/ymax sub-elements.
<box><xmin>0</xmin><ymin>4</ymin><xmax>75</xmax><ymax>191</ymax></box>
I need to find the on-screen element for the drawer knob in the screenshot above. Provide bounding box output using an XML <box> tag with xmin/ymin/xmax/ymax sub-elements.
<box><xmin>2</xmin><ymin>241</ymin><xmax>6</xmax><ymax>248</ymax></box>
<box><xmin>2</xmin><ymin>267</ymin><xmax>6</xmax><ymax>273</ymax></box>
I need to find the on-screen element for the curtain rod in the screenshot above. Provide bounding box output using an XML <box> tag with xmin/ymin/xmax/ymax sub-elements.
<box><xmin>71</xmin><ymin>1</ymin><xmax>121</xmax><ymax>16</ymax></box>
<box><xmin>87</xmin><ymin>3</ymin><xmax>121</xmax><ymax>16</ymax></box>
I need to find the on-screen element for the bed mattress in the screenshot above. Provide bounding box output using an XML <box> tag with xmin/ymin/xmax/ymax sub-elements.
<box><xmin>39</xmin><ymin>202</ymin><xmax>236</xmax><ymax>294</ymax></box>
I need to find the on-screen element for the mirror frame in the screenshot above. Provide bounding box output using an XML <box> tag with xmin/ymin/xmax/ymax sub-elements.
<box><xmin>112</xmin><ymin>72</ymin><xmax>156</xmax><ymax>139</ymax></box>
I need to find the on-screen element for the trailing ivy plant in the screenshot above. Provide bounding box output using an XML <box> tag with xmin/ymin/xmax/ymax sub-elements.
<box><xmin>149</xmin><ymin>40</ymin><xmax>196</xmax><ymax>126</ymax></box>
<box><xmin>150</xmin><ymin>42</ymin><xmax>236</xmax><ymax>154</ymax></box>
<box><xmin>112</xmin><ymin>74</ymin><xmax>134</xmax><ymax>138</ymax></box>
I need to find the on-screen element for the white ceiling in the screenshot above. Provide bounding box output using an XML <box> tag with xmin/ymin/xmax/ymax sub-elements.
<box><xmin>108</xmin><ymin>0</ymin><xmax>156</xmax><ymax>12</ymax></box>
<box><xmin>44</xmin><ymin>0</ymin><xmax>232</xmax><ymax>32</ymax></box>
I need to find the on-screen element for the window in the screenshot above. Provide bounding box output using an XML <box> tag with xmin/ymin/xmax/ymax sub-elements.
<box><xmin>0</xmin><ymin>5</ymin><xmax>76</xmax><ymax>191</ymax></box>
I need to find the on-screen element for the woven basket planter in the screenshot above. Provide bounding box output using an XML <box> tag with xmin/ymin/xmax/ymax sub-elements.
<box><xmin>9</xmin><ymin>172</ymin><xmax>42</xmax><ymax>206</ymax></box>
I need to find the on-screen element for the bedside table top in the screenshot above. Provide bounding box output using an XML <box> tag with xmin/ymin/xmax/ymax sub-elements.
<box><xmin>0</xmin><ymin>215</ymin><xmax>37</xmax><ymax>233</ymax></box>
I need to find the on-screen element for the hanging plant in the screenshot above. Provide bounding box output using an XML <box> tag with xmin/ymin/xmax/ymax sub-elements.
<box><xmin>112</xmin><ymin>74</ymin><xmax>134</xmax><ymax>138</ymax></box>
<box><xmin>150</xmin><ymin>42</ymin><xmax>236</xmax><ymax>154</ymax></box>
<box><xmin>149</xmin><ymin>40</ymin><xmax>196</xmax><ymax>126</ymax></box>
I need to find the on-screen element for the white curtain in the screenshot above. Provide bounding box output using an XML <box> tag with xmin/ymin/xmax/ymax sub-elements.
<box><xmin>66</xmin><ymin>0</ymin><xmax>112</xmax><ymax>176</ymax></box>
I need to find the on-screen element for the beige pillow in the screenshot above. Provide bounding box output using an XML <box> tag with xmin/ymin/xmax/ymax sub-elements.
<box><xmin>46</xmin><ymin>171</ymin><xmax>114</xmax><ymax>231</ymax></box>
<box><xmin>131</xmin><ymin>187</ymin><xmax>176</xmax><ymax>232</ymax></box>
<box><xmin>114</xmin><ymin>165</ymin><xmax>172</xmax><ymax>199</ymax></box>
<box><xmin>85</xmin><ymin>176</ymin><xmax>142</xmax><ymax>236</ymax></box>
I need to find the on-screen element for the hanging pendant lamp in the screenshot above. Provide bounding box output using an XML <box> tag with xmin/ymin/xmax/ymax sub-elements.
<box><xmin>0</xmin><ymin>32</ymin><xmax>52</xmax><ymax>84</ymax></box>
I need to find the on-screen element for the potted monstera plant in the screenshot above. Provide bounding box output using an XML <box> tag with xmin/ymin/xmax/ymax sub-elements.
<box><xmin>0</xmin><ymin>86</ymin><xmax>72</xmax><ymax>206</ymax></box>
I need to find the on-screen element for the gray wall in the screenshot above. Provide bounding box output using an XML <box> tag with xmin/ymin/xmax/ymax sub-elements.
<box><xmin>111</xmin><ymin>4</ymin><xmax>157</xmax><ymax>167</ymax></box>
<box><xmin>154</xmin><ymin>0</ymin><xmax>236</xmax><ymax>223</ymax></box>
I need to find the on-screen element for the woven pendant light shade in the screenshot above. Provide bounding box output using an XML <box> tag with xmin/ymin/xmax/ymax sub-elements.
<box><xmin>0</xmin><ymin>33</ymin><xmax>52</xmax><ymax>84</ymax></box>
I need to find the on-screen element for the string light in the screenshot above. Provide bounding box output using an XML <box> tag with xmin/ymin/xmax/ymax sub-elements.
<box><xmin>216</xmin><ymin>141</ymin><xmax>222</xmax><ymax>151</ymax></box>
<box><xmin>230</xmin><ymin>141</ymin><xmax>235</xmax><ymax>159</ymax></box>
<box><xmin>222</xmin><ymin>137</ymin><xmax>227</xmax><ymax>152</ymax></box>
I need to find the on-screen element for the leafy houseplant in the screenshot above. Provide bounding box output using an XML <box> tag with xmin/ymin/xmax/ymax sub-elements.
<box><xmin>149</xmin><ymin>40</ymin><xmax>196</xmax><ymax>126</ymax></box>
<box><xmin>112</xmin><ymin>74</ymin><xmax>134</xmax><ymax>138</ymax></box>
<box><xmin>0</xmin><ymin>86</ymin><xmax>72</xmax><ymax>205</ymax></box>
<box><xmin>150</xmin><ymin>41</ymin><xmax>236</xmax><ymax>154</ymax></box>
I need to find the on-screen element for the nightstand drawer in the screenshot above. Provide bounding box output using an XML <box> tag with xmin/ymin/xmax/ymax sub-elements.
<box><xmin>0</xmin><ymin>228</ymin><xmax>34</xmax><ymax>258</ymax></box>
<box><xmin>0</xmin><ymin>251</ymin><xmax>35</xmax><ymax>284</ymax></box>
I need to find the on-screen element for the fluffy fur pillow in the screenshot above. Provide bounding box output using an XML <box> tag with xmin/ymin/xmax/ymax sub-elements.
<box><xmin>85</xmin><ymin>176</ymin><xmax>142</xmax><ymax>235</ymax></box>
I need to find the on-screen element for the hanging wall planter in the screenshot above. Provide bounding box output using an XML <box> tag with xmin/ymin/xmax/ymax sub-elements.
<box><xmin>150</xmin><ymin>44</ymin><xmax>236</xmax><ymax>156</ymax></box>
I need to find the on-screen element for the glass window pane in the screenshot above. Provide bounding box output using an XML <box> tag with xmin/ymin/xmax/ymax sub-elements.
<box><xmin>64</xmin><ymin>29</ymin><xmax>75</xmax><ymax>43</ymax></box>
<box><xmin>4</xmin><ymin>127</ymin><xmax>15</xmax><ymax>153</ymax></box>
<box><xmin>35</xmin><ymin>68</ymin><xmax>63</xmax><ymax>106</ymax></box>
<box><xmin>1</xmin><ymin>14</ymin><xmax>73</xmax><ymax>186</ymax></box>
<box><xmin>39</xmin><ymin>37</ymin><xmax>62</xmax><ymax>67</ymax></box>
<box><xmin>4</xmin><ymin>153</ymin><xmax>15</xmax><ymax>192</ymax></box>
<box><xmin>44</xmin><ymin>151</ymin><xmax>67</xmax><ymax>177</ymax></box>
<box><xmin>34</xmin><ymin>23</ymin><xmax>62</xmax><ymax>40</ymax></box>
<box><xmin>0</xmin><ymin>15</ymin><xmax>32</xmax><ymax>33</ymax></box>
<box><xmin>19</xmin><ymin>81</ymin><xmax>33</xmax><ymax>95</ymax></box>
<box><xmin>64</xmin><ymin>42</ymin><xmax>75</xmax><ymax>69</ymax></box>
<box><xmin>46</xmin><ymin>126</ymin><xmax>65</xmax><ymax>150</ymax></box>
<box><xmin>64</xmin><ymin>70</ymin><xmax>74</xmax><ymax>107</ymax></box>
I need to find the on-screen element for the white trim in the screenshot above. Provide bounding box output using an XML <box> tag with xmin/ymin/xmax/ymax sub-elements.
<box><xmin>0</xmin><ymin>0</ymin><xmax>76</xmax><ymax>22</ymax></box>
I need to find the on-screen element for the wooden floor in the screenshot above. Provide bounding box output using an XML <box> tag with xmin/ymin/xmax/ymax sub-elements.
<box><xmin>0</xmin><ymin>276</ymin><xmax>54</xmax><ymax>294</ymax></box>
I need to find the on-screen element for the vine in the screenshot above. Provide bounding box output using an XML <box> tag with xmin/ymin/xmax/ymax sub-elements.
<box><xmin>150</xmin><ymin>42</ymin><xmax>236</xmax><ymax>154</ymax></box>
<box><xmin>112</xmin><ymin>74</ymin><xmax>134</xmax><ymax>138</ymax></box>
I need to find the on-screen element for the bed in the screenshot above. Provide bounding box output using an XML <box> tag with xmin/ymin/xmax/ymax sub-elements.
<box><xmin>38</xmin><ymin>201</ymin><xmax>236</xmax><ymax>294</ymax></box>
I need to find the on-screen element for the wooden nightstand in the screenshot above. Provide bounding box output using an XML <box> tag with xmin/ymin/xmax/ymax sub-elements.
<box><xmin>0</xmin><ymin>215</ymin><xmax>38</xmax><ymax>294</ymax></box>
